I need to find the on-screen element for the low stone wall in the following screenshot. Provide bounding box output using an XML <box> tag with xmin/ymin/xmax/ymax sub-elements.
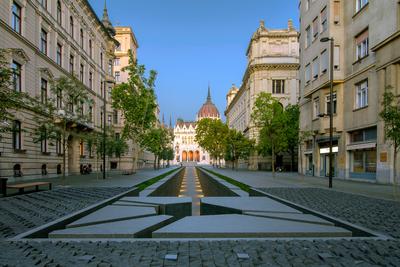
<box><xmin>196</xmin><ymin>168</ymin><xmax>247</xmax><ymax>197</ymax></box>
<box><xmin>139</xmin><ymin>168</ymin><xmax>184</xmax><ymax>197</ymax></box>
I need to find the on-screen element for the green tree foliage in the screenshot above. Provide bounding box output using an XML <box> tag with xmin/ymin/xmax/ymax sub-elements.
<box><xmin>379</xmin><ymin>86</ymin><xmax>400</xmax><ymax>185</ymax></box>
<box><xmin>0</xmin><ymin>50</ymin><xmax>32</xmax><ymax>134</ymax></box>
<box><xmin>224</xmin><ymin>129</ymin><xmax>254</xmax><ymax>170</ymax></box>
<box><xmin>195</xmin><ymin>118</ymin><xmax>228</xmax><ymax>167</ymax></box>
<box><xmin>251</xmin><ymin>92</ymin><xmax>287</xmax><ymax>176</ymax></box>
<box><xmin>111</xmin><ymin>52</ymin><xmax>157</xmax><ymax>142</ymax></box>
<box><xmin>283</xmin><ymin>104</ymin><xmax>300</xmax><ymax>171</ymax></box>
<box><xmin>140</xmin><ymin>127</ymin><xmax>173</xmax><ymax>169</ymax></box>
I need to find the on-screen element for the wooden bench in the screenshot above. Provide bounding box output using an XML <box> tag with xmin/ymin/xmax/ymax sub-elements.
<box><xmin>6</xmin><ymin>182</ymin><xmax>52</xmax><ymax>196</ymax></box>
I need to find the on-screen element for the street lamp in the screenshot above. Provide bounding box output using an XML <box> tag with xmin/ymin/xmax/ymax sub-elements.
<box><xmin>320</xmin><ymin>37</ymin><xmax>334</xmax><ymax>188</ymax></box>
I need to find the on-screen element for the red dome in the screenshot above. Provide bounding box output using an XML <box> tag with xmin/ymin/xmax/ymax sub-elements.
<box><xmin>197</xmin><ymin>87</ymin><xmax>220</xmax><ymax>119</ymax></box>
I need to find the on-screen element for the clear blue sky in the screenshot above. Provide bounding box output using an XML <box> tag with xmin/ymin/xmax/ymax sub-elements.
<box><xmin>89</xmin><ymin>0</ymin><xmax>299</xmax><ymax>123</ymax></box>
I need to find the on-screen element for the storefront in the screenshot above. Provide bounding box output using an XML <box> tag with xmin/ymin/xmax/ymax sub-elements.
<box><xmin>347</xmin><ymin>127</ymin><xmax>377</xmax><ymax>181</ymax></box>
<box><xmin>319</xmin><ymin>145</ymin><xmax>338</xmax><ymax>177</ymax></box>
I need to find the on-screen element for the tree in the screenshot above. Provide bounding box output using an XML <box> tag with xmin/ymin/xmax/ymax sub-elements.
<box><xmin>112</xmin><ymin>51</ymin><xmax>158</xmax><ymax>171</ymax></box>
<box><xmin>33</xmin><ymin>76</ymin><xmax>93</xmax><ymax>180</ymax></box>
<box><xmin>298</xmin><ymin>130</ymin><xmax>313</xmax><ymax>175</ymax></box>
<box><xmin>225</xmin><ymin>129</ymin><xmax>254</xmax><ymax>170</ymax></box>
<box><xmin>379</xmin><ymin>86</ymin><xmax>400</xmax><ymax>185</ymax></box>
<box><xmin>284</xmin><ymin>104</ymin><xmax>300</xmax><ymax>172</ymax></box>
<box><xmin>251</xmin><ymin>92</ymin><xmax>287</xmax><ymax>176</ymax></box>
<box><xmin>0</xmin><ymin>50</ymin><xmax>32</xmax><ymax>134</ymax></box>
<box><xmin>195</xmin><ymin>118</ymin><xmax>228</xmax><ymax>167</ymax></box>
<box><xmin>113</xmin><ymin>137</ymin><xmax>128</xmax><ymax>170</ymax></box>
<box><xmin>140</xmin><ymin>127</ymin><xmax>172</xmax><ymax>169</ymax></box>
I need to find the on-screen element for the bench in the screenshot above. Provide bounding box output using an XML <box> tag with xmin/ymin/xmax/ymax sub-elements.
<box><xmin>6</xmin><ymin>182</ymin><xmax>52</xmax><ymax>196</ymax></box>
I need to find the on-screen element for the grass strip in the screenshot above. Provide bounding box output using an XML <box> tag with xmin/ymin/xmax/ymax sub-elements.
<box><xmin>136</xmin><ymin>167</ymin><xmax>181</xmax><ymax>191</ymax></box>
<box><xmin>199</xmin><ymin>167</ymin><xmax>251</xmax><ymax>192</ymax></box>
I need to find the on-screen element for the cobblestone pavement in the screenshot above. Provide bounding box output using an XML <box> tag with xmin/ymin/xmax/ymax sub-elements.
<box><xmin>0</xmin><ymin>187</ymin><xmax>127</xmax><ymax>239</ymax></box>
<box><xmin>260</xmin><ymin>188</ymin><xmax>400</xmax><ymax>239</ymax></box>
<box><xmin>1</xmin><ymin>239</ymin><xmax>400</xmax><ymax>266</ymax></box>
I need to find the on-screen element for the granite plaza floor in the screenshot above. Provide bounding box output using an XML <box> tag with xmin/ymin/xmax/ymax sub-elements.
<box><xmin>1</xmin><ymin>166</ymin><xmax>400</xmax><ymax>266</ymax></box>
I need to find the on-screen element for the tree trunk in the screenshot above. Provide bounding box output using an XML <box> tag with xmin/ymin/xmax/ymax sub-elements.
<box><xmin>291</xmin><ymin>148</ymin><xmax>295</xmax><ymax>172</ymax></box>
<box><xmin>272</xmin><ymin>145</ymin><xmax>276</xmax><ymax>178</ymax></box>
<box><xmin>394</xmin><ymin>146</ymin><xmax>397</xmax><ymax>185</ymax></box>
<box><xmin>154</xmin><ymin>155</ymin><xmax>157</xmax><ymax>170</ymax></box>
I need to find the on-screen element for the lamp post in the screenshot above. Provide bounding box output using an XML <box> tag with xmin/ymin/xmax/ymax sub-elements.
<box><xmin>320</xmin><ymin>37</ymin><xmax>334</xmax><ymax>188</ymax></box>
<box><xmin>103</xmin><ymin>81</ymin><xmax>107</xmax><ymax>180</ymax></box>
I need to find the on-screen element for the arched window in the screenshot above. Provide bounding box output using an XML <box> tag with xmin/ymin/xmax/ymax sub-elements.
<box><xmin>41</xmin><ymin>164</ymin><xmax>48</xmax><ymax>175</ymax></box>
<box><xmin>13</xmin><ymin>164</ymin><xmax>22</xmax><ymax>177</ymax></box>
<box><xmin>12</xmin><ymin>120</ymin><xmax>21</xmax><ymax>150</ymax></box>
<box><xmin>69</xmin><ymin>16</ymin><xmax>74</xmax><ymax>37</ymax></box>
<box><xmin>57</xmin><ymin>1</ymin><xmax>62</xmax><ymax>24</ymax></box>
<box><xmin>57</xmin><ymin>164</ymin><xmax>62</xmax><ymax>174</ymax></box>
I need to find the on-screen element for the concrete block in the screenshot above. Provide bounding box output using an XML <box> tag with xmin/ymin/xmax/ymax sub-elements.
<box><xmin>243</xmin><ymin>211</ymin><xmax>334</xmax><ymax>226</ymax></box>
<box><xmin>49</xmin><ymin>215</ymin><xmax>174</xmax><ymax>238</ymax></box>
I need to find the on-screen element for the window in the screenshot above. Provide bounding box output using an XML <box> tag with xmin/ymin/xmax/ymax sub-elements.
<box><xmin>41</xmin><ymin>129</ymin><xmax>48</xmax><ymax>153</ymax></box>
<box><xmin>321</xmin><ymin>50</ymin><xmax>328</xmax><ymax>73</ymax></box>
<box><xmin>56</xmin><ymin>0</ymin><xmax>62</xmax><ymax>24</ymax></box>
<box><xmin>356</xmin><ymin>0</ymin><xmax>368</xmax><ymax>12</ymax></box>
<box><xmin>56</xmin><ymin>89</ymin><xmax>62</xmax><ymax>109</ymax></box>
<box><xmin>113</xmin><ymin>110</ymin><xmax>118</xmax><ymax>124</ymax></box>
<box><xmin>350</xmin><ymin>127</ymin><xmax>377</xmax><ymax>143</ymax></box>
<box><xmin>115</xmin><ymin>71</ymin><xmax>120</xmax><ymax>82</ymax></box>
<box><xmin>321</xmin><ymin>7</ymin><xmax>327</xmax><ymax>32</ymax></box>
<box><xmin>80</xmin><ymin>64</ymin><xmax>84</xmax><ymax>82</ymax></box>
<box><xmin>114</xmin><ymin>58</ymin><xmax>120</xmax><ymax>66</ymax></box>
<box><xmin>89</xmin><ymin>39</ymin><xmax>93</xmax><ymax>58</ymax></box>
<box><xmin>89</xmin><ymin>72</ymin><xmax>93</xmax><ymax>89</ymax></box>
<box><xmin>325</xmin><ymin>92</ymin><xmax>337</xmax><ymax>115</ymax></box>
<box><xmin>305</xmin><ymin>0</ymin><xmax>310</xmax><ymax>11</ymax></box>
<box><xmin>79</xmin><ymin>140</ymin><xmax>84</xmax><ymax>156</ymax></box>
<box><xmin>100</xmin><ymin>52</ymin><xmax>103</xmax><ymax>69</ymax></box>
<box><xmin>313</xmin><ymin>97</ymin><xmax>320</xmax><ymax>118</ymax></box>
<box><xmin>80</xmin><ymin>29</ymin><xmax>84</xmax><ymax>48</ymax></box>
<box><xmin>69</xmin><ymin>16</ymin><xmax>74</xmax><ymax>37</ymax></box>
<box><xmin>12</xmin><ymin>120</ymin><xmax>21</xmax><ymax>150</ymax></box>
<box><xmin>116</xmin><ymin>44</ymin><xmax>121</xmax><ymax>51</ymax></box>
<box><xmin>100</xmin><ymin>112</ymin><xmax>103</xmax><ymax>127</ymax></box>
<box><xmin>12</xmin><ymin>2</ymin><xmax>22</xmax><ymax>33</ymax></box>
<box><xmin>108</xmin><ymin>60</ymin><xmax>113</xmax><ymax>75</ymax></box>
<box><xmin>312</xmin><ymin>57</ymin><xmax>319</xmax><ymax>79</ymax></box>
<box><xmin>88</xmin><ymin>106</ymin><xmax>93</xmax><ymax>122</ymax></box>
<box><xmin>69</xmin><ymin>54</ymin><xmax>74</xmax><ymax>73</ymax></box>
<box><xmin>272</xmin><ymin>80</ymin><xmax>285</xmax><ymax>94</ymax></box>
<box><xmin>41</xmin><ymin>78</ymin><xmax>47</xmax><ymax>104</ymax></box>
<box><xmin>56</xmin><ymin>43</ymin><xmax>62</xmax><ymax>66</ymax></box>
<box><xmin>115</xmin><ymin>132</ymin><xmax>120</xmax><ymax>140</ymax></box>
<box><xmin>356</xmin><ymin>29</ymin><xmax>369</xmax><ymax>60</ymax></box>
<box><xmin>312</xmin><ymin>17</ymin><xmax>319</xmax><ymax>38</ymax></box>
<box><xmin>56</xmin><ymin>137</ymin><xmax>62</xmax><ymax>155</ymax></box>
<box><xmin>334</xmin><ymin>1</ymin><xmax>340</xmax><ymax>23</ymax></box>
<box><xmin>356</xmin><ymin>80</ymin><xmax>368</xmax><ymax>108</ymax></box>
<box><xmin>108</xmin><ymin>114</ymin><xmax>112</xmax><ymax>125</ymax></box>
<box><xmin>41</xmin><ymin>0</ymin><xmax>47</xmax><ymax>9</ymax></box>
<box><xmin>40</xmin><ymin>29</ymin><xmax>48</xmax><ymax>55</ymax></box>
<box><xmin>12</xmin><ymin>61</ymin><xmax>21</xmax><ymax>92</ymax></box>
<box><xmin>334</xmin><ymin>45</ymin><xmax>340</xmax><ymax>69</ymax></box>
<box><xmin>306</xmin><ymin>26</ymin><xmax>311</xmax><ymax>47</ymax></box>
<box><xmin>305</xmin><ymin>64</ymin><xmax>311</xmax><ymax>83</ymax></box>
<box><xmin>352</xmin><ymin>150</ymin><xmax>376</xmax><ymax>173</ymax></box>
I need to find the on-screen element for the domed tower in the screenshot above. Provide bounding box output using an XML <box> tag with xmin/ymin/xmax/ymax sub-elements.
<box><xmin>196</xmin><ymin>86</ymin><xmax>220</xmax><ymax>121</ymax></box>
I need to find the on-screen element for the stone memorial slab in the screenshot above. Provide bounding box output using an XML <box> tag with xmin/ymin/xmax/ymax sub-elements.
<box><xmin>49</xmin><ymin>215</ymin><xmax>173</xmax><ymax>238</ymax></box>
<box><xmin>244</xmin><ymin>211</ymin><xmax>334</xmax><ymax>226</ymax></box>
<box><xmin>118</xmin><ymin>197</ymin><xmax>192</xmax><ymax>219</ymax></box>
<box><xmin>201</xmin><ymin>197</ymin><xmax>302</xmax><ymax>215</ymax></box>
<box><xmin>67</xmin><ymin>205</ymin><xmax>157</xmax><ymax>228</ymax></box>
<box><xmin>152</xmin><ymin>214</ymin><xmax>352</xmax><ymax>238</ymax></box>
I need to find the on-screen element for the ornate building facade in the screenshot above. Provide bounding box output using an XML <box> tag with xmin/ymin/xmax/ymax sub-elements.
<box><xmin>299</xmin><ymin>0</ymin><xmax>400</xmax><ymax>184</ymax></box>
<box><xmin>173</xmin><ymin>88</ymin><xmax>220</xmax><ymax>165</ymax></box>
<box><xmin>0</xmin><ymin>0</ymin><xmax>117</xmax><ymax>181</ymax></box>
<box><xmin>225</xmin><ymin>20</ymin><xmax>299</xmax><ymax>170</ymax></box>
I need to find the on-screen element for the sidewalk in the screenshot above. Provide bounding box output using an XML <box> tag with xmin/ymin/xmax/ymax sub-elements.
<box><xmin>203</xmin><ymin>166</ymin><xmax>400</xmax><ymax>202</ymax></box>
<box><xmin>4</xmin><ymin>167</ymin><xmax>177</xmax><ymax>194</ymax></box>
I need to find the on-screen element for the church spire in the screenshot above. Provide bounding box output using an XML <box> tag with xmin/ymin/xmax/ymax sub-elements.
<box><xmin>207</xmin><ymin>84</ymin><xmax>212</xmax><ymax>103</ymax></box>
<box><xmin>102</xmin><ymin>0</ymin><xmax>115</xmax><ymax>36</ymax></box>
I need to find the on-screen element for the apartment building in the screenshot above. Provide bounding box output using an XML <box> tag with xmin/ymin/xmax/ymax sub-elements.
<box><xmin>225</xmin><ymin>20</ymin><xmax>299</xmax><ymax>170</ymax></box>
<box><xmin>299</xmin><ymin>0</ymin><xmax>400</xmax><ymax>184</ymax></box>
<box><xmin>0</xmin><ymin>0</ymin><xmax>117</xmax><ymax>181</ymax></box>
